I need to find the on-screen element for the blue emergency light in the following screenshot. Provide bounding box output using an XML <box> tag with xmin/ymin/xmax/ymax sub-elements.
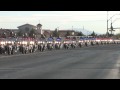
<box><xmin>48</xmin><ymin>38</ymin><xmax>53</xmax><ymax>41</ymax></box>
<box><xmin>56</xmin><ymin>38</ymin><xmax>61</xmax><ymax>41</ymax></box>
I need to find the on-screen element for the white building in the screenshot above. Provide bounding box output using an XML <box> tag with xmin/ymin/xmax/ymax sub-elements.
<box><xmin>17</xmin><ymin>23</ymin><xmax>43</xmax><ymax>35</ymax></box>
<box><xmin>17</xmin><ymin>24</ymin><xmax>37</xmax><ymax>33</ymax></box>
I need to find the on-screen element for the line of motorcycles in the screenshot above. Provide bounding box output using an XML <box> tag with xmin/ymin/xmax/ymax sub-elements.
<box><xmin>0</xmin><ymin>39</ymin><xmax>120</xmax><ymax>55</ymax></box>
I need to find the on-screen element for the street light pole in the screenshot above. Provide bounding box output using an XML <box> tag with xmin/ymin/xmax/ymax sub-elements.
<box><xmin>107</xmin><ymin>11</ymin><xmax>120</xmax><ymax>37</ymax></box>
<box><xmin>72</xmin><ymin>26</ymin><xmax>73</xmax><ymax>31</ymax></box>
<box><xmin>109</xmin><ymin>18</ymin><xmax>120</xmax><ymax>35</ymax></box>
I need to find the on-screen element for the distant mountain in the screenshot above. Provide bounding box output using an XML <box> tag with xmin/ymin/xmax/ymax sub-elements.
<box><xmin>72</xmin><ymin>28</ymin><xmax>100</xmax><ymax>35</ymax></box>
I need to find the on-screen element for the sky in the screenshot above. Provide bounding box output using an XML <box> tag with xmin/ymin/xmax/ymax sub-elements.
<box><xmin>0</xmin><ymin>11</ymin><xmax>120</xmax><ymax>34</ymax></box>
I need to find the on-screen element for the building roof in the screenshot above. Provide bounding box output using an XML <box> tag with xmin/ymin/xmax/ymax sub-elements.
<box><xmin>17</xmin><ymin>24</ymin><xmax>36</xmax><ymax>28</ymax></box>
<box><xmin>37</xmin><ymin>23</ymin><xmax>42</xmax><ymax>27</ymax></box>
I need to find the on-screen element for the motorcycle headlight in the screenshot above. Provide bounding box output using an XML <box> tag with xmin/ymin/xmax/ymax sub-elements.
<box><xmin>1</xmin><ymin>42</ymin><xmax>3</xmax><ymax>44</ymax></box>
<box><xmin>11</xmin><ymin>41</ymin><xmax>14</xmax><ymax>44</ymax></box>
<box><xmin>38</xmin><ymin>41</ymin><xmax>40</xmax><ymax>44</ymax></box>
<box><xmin>30</xmin><ymin>41</ymin><xmax>32</xmax><ymax>44</ymax></box>
<box><xmin>8</xmin><ymin>41</ymin><xmax>11</xmax><ymax>44</ymax></box>
<box><xmin>22</xmin><ymin>41</ymin><xmax>24</xmax><ymax>44</ymax></box>
<box><xmin>3</xmin><ymin>42</ymin><xmax>5</xmax><ymax>44</ymax></box>
<box><xmin>109</xmin><ymin>40</ymin><xmax>113</xmax><ymax>42</ymax></box>
<box><xmin>24</xmin><ymin>42</ymin><xmax>26</xmax><ymax>44</ymax></box>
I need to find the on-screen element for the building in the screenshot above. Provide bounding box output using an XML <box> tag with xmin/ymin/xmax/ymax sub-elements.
<box><xmin>11</xmin><ymin>29</ymin><xmax>19</xmax><ymax>33</ymax></box>
<box><xmin>43</xmin><ymin>29</ymin><xmax>51</xmax><ymax>37</ymax></box>
<box><xmin>17</xmin><ymin>23</ymin><xmax>52</xmax><ymax>37</ymax></box>
<box><xmin>0</xmin><ymin>29</ymin><xmax>19</xmax><ymax>38</ymax></box>
<box><xmin>17</xmin><ymin>24</ymin><xmax>37</xmax><ymax>33</ymax></box>
<box><xmin>17</xmin><ymin>23</ymin><xmax>43</xmax><ymax>35</ymax></box>
<box><xmin>58</xmin><ymin>30</ymin><xmax>75</xmax><ymax>37</ymax></box>
<box><xmin>0</xmin><ymin>23</ymin><xmax>78</xmax><ymax>38</ymax></box>
<box><xmin>0</xmin><ymin>29</ymin><xmax>13</xmax><ymax>37</ymax></box>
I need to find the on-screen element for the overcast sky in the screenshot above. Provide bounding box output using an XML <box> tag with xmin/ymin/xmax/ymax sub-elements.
<box><xmin>0</xmin><ymin>11</ymin><xmax>120</xmax><ymax>34</ymax></box>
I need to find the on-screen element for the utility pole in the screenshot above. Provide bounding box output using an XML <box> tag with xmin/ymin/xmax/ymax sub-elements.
<box><xmin>107</xmin><ymin>11</ymin><xmax>109</xmax><ymax>37</ymax></box>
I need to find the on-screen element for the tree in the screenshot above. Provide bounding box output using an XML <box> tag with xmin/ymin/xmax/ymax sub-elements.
<box><xmin>90</xmin><ymin>31</ymin><xmax>96</xmax><ymax>37</ymax></box>
<box><xmin>77</xmin><ymin>31</ymin><xmax>84</xmax><ymax>36</ymax></box>
<box><xmin>29</xmin><ymin>29</ymin><xmax>36</xmax><ymax>38</ymax></box>
<box><xmin>114</xmin><ymin>33</ymin><xmax>120</xmax><ymax>39</ymax></box>
<box><xmin>65</xmin><ymin>31</ymin><xmax>71</xmax><ymax>37</ymax></box>
<box><xmin>52</xmin><ymin>28</ymin><xmax>59</xmax><ymax>37</ymax></box>
<box><xmin>17</xmin><ymin>30</ymin><xmax>23</xmax><ymax>37</ymax></box>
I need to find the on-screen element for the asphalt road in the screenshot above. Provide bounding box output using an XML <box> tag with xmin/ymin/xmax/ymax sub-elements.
<box><xmin>0</xmin><ymin>44</ymin><xmax>120</xmax><ymax>79</ymax></box>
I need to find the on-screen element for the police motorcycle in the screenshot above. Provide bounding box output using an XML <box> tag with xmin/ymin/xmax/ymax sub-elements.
<box><xmin>114</xmin><ymin>40</ymin><xmax>120</xmax><ymax>44</ymax></box>
<box><xmin>84</xmin><ymin>40</ymin><xmax>89</xmax><ymax>47</ymax></box>
<box><xmin>71</xmin><ymin>40</ymin><xmax>77</xmax><ymax>49</ymax></box>
<box><xmin>89</xmin><ymin>37</ymin><xmax>96</xmax><ymax>46</ymax></box>
<box><xmin>0</xmin><ymin>40</ymin><xmax>7</xmax><ymax>54</ymax></box>
<box><xmin>14</xmin><ymin>40</ymin><xmax>21</xmax><ymax>53</ymax></box>
<box><xmin>117</xmin><ymin>40</ymin><xmax>120</xmax><ymax>44</ymax></box>
<box><xmin>19</xmin><ymin>41</ymin><xmax>29</xmax><ymax>54</ymax></box>
<box><xmin>113</xmin><ymin>40</ymin><xmax>117</xmax><ymax>44</ymax></box>
<box><xmin>38</xmin><ymin>39</ymin><xmax>47</xmax><ymax>52</ymax></box>
<box><xmin>28</xmin><ymin>41</ymin><xmax>36</xmax><ymax>53</ymax></box>
<box><xmin>100</xmin><ymin>39</ymin><xmax>104</xmax><ymax>45</ymax></box>
<box><xmin>105</xmin><ymin>39</ymin><xmax>109</xmax><ymax>44</ymax></box>
<box><xmin>95</xmin><ymin>38</ymin><xmax>101</xmax><ymax>46</ymax></box>
<box><xmin>47</xmin><ymin>37</ymin><xmax>54</xmax><ymax>50</ymax></box>
<box><xmin>63</xmin><ymin>40</ymin><xmax>71</xmax><ymax>49</ymax></box>
<box><xmin>105</xmin><ymin>39</ymin><xmax>109</xmax><ymax>45</ymax></box>
<box><xmin>78</xmin><ymin>37</ymin><xmax>85</xmax><ymax>48</ymax></box>
<box><xmin>107</xmin><ymin>39</ymin><xmax>113</xmax><ymax>44</ymax></box>
<box><xmin>78</xmin><ymin>40</ymin><xmax>84</xmax><ymax>48</ymax></box>
<box><xmin>32</xmin><ymin>41</ymin><xmax>38</xmax><ymax>53</ymax></box>
<box><xmin>5</xmin><ymin>40</ymin><xmax>15</xmax><ymax>55</ymax></box>
<box><xmin>28</xmin><ymin>41</ymin><xmax>38</xmax><ymax>53</ymax></box>
<box><xmin>81</xmin><ymin>37</ymin><xmax>89</xmax><ymax>47</ymax></box>
<box><xmin>10</xmin><ymin>38</ymin><xmax>21</xmax><ymax>53</ymax></box>
<box><xmin>100</xmin><ymin>39</ymin><xmax>106</xmax><ymax>45</ymax></box>
<box><xmin>100</xmin><ymin>39</ymin><xmax>107</xmax><ymax>45</ymax></box>
<box><xmin>54</xmin><ymin>38</ymin><xmax>63</xmax><ymax>50</ymax></box>
<box><xmin>106</xmin><ymin>39</ymin><xmax>110</xmax><ymax>45</ymax></box>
